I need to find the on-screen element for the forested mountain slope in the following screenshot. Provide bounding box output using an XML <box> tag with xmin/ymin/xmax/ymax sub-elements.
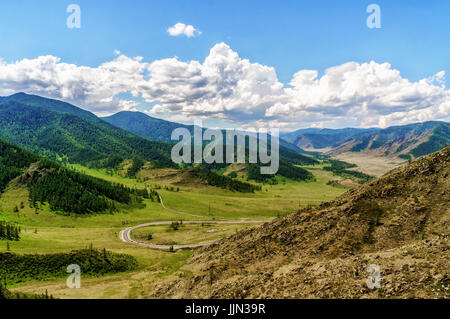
<box><xmin>102</xmin><ymin>111</ymin><xmax>192</xmax><ymax>143</ymax></box>
<box><xmin>330</xmin><ymin>121</ymin><xmax>449</xmax><ymax>158</ymax></box>
<box><xmin>0</xmin><ymin>92</ymin><xmax>101</xmax><ymax>123</ymax></box>
<box><xmin>0</xmin><ymin>139</ymin><xmax>148</xmax><ymax>215</ymax></box>
<box><xmin>103</xmin><ymin>110</ymin><xmax>312</xmax><ymax>155</ymax></box>
<box><xmin>0</xmin><ymin>93</ymin><xmax>174</xmax><ymax>167</ymax></box>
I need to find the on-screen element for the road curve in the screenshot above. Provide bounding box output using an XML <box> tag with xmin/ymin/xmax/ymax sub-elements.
<box><xmin>119</xmin><ymin>220</ymin><xmax>268</xmax><ymax>250</ymax></box>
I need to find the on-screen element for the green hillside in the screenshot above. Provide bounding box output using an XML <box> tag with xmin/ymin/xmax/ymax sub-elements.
<box><xmin>409</xmin><ymin>123</ymin><xmax>450</xmax><ymax>158</ymax></box>
<box><xmin>0</xmin><ymin>137</ymin><xmax>40</xmax><ymax>193</ymax></box>
<box><xmin>0</xmin><ymin>139</ymin><xmax>146</xmax><ymax>215</ymax></box>
<box><xmin>102</xmin><ymin>111</ymin><xmax>192</xmax><ymax>143</ymax></box>
<box><xmin>0</xmin><ymin>95</ymin><xmax>175</xmax><ymax>167</ymax></box>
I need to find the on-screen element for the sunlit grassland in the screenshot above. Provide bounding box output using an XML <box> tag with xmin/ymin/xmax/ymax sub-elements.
<box><xmin>1</xmin><ymin>163</ymin><xmax>349</xmax><ymax>298</ymax></box>
<box><xmin>0</xmin><ymin>163</ymin><xmax>348</xmax><ymax>253</ymax></box>
<box><xmin>158</xmin><ymin>167</ymin><xmax>347</xmax><ymax>219</ymax></box>
<box><xmin>68</xmin><ymin>163</ymin><xmax>347</xmax><ymax>219</ymax></box>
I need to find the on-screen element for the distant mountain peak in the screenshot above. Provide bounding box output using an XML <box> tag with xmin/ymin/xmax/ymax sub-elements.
<box><xmin>0</xmin><ymin>94</ymin><xmax>175</xmax><ymax>167</ymax></box>
<box><xmin>1</xmin><ymin>92</ymin><xmax>101</xmax><ymax>123</ymax></box>
<box><xmin>102</xmin><ymin>111</ymin><xmax>191</xmax><ymax>143</ymax></box>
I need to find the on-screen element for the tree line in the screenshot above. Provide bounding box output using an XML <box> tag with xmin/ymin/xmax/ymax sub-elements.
<box><xmin>323</xmin><ymin>159</ymin><xmax>374</xmax><ymax>184</ymax></box>
<box><xmin>191</xmin><ymin>168</ymin><xmax>262</xmax><ymax>193</ymax></box>
<box><xmin>0</xmin><ymin>248</ymin><xmax>138</xmax><ymax>287</ymax></box>
<box><xmin>0</xmin><ymin>221</ymin><xmax>20</xmax><ymax>241</ymax></box>
<box><xmin>28</xmin><ymin>159</ymin><xmax>151</xmax><ymax>215</ymax></box>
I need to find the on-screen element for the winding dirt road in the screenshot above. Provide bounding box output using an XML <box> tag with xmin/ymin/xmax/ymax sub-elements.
<box><xmin>119</xmin><ymin>193</ymin><xmax>270</xmax><ymax>250</ymax></box>
<box><xmin>119</xmin><ymin>220</ymin><xmax>268</xmax><ymax>250</ymax></box>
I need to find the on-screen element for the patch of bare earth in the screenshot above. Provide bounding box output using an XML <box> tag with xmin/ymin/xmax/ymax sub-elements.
<box><xmin>339</xmin><ymin>180</ymin><xmax>360</xmax><ymax>188</ymax></box>
<box><xmin>333</xmin><ymin>152</ymin><xmax>406</xmax><ymax>177</ymax></box>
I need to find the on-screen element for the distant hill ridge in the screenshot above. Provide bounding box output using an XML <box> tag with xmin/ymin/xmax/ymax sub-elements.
<box><xmin>0</xmin><ymin>93</ymin><xmax>316</xmax><ymax>182</ymax></box>
<box><xmin>282</xmin><ymin>121</ymin><xmax>449</xmax><ymax>159</ymax></box>
<box><xmin>102</xmin><ymin>111</ymin><xmax>192</xmax><ymax>143</ymax></box>
<box><xmin>102</xmin><ymin>110</ymin><xmax>311</xmax><ymax>155</ymax></box>
<box><xmin>0</xmin><ymin>92</ymin><xmax>101</xmax><ymax>123</ymax></box>
<box><xmin>0</xmin><ymin>93</ymin><xmax>176</xmax><ymax>167</ymax></box>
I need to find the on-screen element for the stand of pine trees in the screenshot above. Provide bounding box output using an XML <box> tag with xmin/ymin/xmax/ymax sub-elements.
<box><xmin>324</xmin><ymin>159</ymin><xmax>374</xmax><ymax>184</ymax></box>
<box><xmin>1</xmin><ymin>139</ymin><xmax>153</xmax><ymax>215</ymax></box>
<box><xmin>0</xmin><ymin>221</ymin><xmax>20</xmax><ymax>241</ymax></box>
<box><xmin>191</xmin><ymin>168</ymin><xmax>262</xmax><ymax>193</ymax></box>
<box><xmin>0</xmin><ymin>139</ymin><xmax>40</xmax><ymax>193</ymax></box>
<box><xmin>28</xmin><ymin>160</ymin><xmax>126</xmax><ymax>214</ymax></box>
<box><xmin>27</xmin><ymin>159</ymin><xmax>151</xmax><ymax>215</ymax></box>
<box><xmin>126</xmin><ymin>157</ymin><xmax>145</xmax><ymax>178</ymax></box>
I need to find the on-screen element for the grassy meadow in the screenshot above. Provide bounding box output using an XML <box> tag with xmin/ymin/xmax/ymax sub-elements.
<box><xmin>0</xmin><ymin>162</ymin><xmax>350</xmax><ymax>298</ymax></box>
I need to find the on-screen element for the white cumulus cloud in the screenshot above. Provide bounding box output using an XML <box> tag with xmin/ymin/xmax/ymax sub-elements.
<box><xmin>0</xmin><ymin>43</ymin><xmax>449</xmax><ymax>127</ymax></box>
<box><xmin>0</xmin><ymin>53</ymin><xmax>148</xmax><ymax>114</ymax></box>
<box><xmin>167</xmin><ymin>23</ymin><xmax>201</xmax><ymax>38</ymax></box>
<box><xmin>266</xmin><ymin>61</ymin><xmax>450</xmax><ymax>127</ymax></box>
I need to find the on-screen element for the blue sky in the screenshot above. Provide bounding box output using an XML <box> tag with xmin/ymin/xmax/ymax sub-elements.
<box><xmin>0</xmin><ymin>0</ymin><xmax>449</xmax><ymax>129</ymax></box>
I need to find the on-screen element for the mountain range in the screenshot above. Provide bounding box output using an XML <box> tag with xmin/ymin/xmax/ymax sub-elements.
<box><xmin>281</xmin><ymin>121</ymin><xmax>449</xmax><ymax>159</ymax></box>
<box><xmin>0</xmin><ymin>93</ymin><xmax>174</xmax><ymax>167</ymax></box>
<box><xmin>102</xmin><ymin>110</ymin><xmax>310</xmax><ymax>155</ymax></box>
<box><xmin>0</xmin><ymin>93</ymin><xmax>315</xmax><ymax>182</ymax></box>
<box><xmin>1</xmin><ymin>92</ymin><xmax>448</xmax><ymax>181</ymax></box>
<box><xmin>0</xmin><ymin>92</ymin><xmax>448</xmax><ymax>300</ymax></box>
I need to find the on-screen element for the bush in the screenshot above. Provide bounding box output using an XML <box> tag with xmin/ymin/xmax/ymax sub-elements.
<box><xmin>170</xmin><ymin>221</ymin><xmax>180</xmax><ymax>231</ymax></box>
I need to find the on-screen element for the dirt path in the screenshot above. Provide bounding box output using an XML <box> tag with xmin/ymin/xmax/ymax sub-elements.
<box><xmin>119</xmin><ymin>220</ymin><xmax>268</xmax><ymax>250</ymax></box>
<box><xmin>120</xmin><ymin>193</ymin><xmax>270</xmax><ymax>250</ymax></box>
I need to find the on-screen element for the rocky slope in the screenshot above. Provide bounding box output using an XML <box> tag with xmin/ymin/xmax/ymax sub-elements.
<box><xmin>151</xmin><ymin>147</ymin><xmax>450</xmax><ymax>299</ymax></box>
